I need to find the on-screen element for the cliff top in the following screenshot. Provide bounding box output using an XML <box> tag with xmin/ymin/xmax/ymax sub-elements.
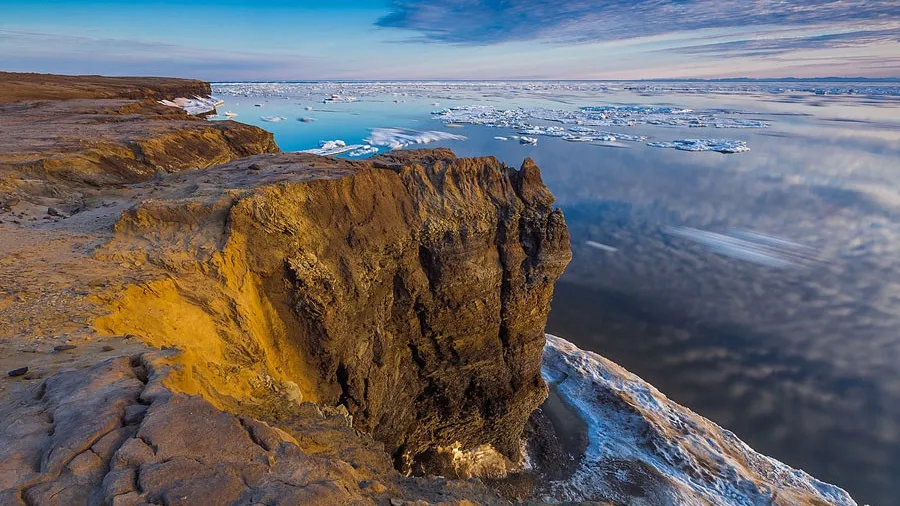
<box><xmin>0</xmin><ymin>72</ymin><xmax>211</xmax><ymax>103</ymax></box>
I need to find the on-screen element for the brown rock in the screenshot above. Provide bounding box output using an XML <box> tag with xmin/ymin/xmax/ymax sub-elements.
<box><xmin>98</xmin><ymin>149</ymin><xmax>571</xmax><ymax>474</ymax></box>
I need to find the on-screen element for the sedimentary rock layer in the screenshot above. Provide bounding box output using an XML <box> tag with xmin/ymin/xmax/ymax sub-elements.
<box><xmin>0</xmin><ymin>73</ymin><xmax>279</xmax><ymax>198</ymax></box>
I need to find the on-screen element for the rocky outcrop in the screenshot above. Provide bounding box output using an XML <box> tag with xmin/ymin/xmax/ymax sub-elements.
<box><xmin>0</xmin><ymin>354</ymin><xmax>511</xmax><ymax>506</ymax></box>
<box><xmin>0</xmin><ymin>73</ymin><xmax>278</xmax><ymax>200</ymax></box>
<box><xmin>0</xmin><ymin>72</ymin><xmax>212</xmax><ymax>102</ymax></box>
<box><xmin>94</xmin><ymin>149</ymin><xmax>571</xmax><ymax>475</ymax></box>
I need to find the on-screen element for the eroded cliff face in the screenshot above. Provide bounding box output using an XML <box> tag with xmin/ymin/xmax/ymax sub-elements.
<box><xmin>94</xmin><ymin>149</ymin><xmax>572</xmax><ymax>474</ymax></box>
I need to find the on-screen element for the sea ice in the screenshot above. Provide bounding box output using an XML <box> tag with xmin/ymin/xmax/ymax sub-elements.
<box><xmin>299</xmin><ymin>140</ymin><xmax>359</xmax><ymax>156</ymax></box>
<box><xmin>519</xmin><ymin>136</ymin><xmax>538</xmax><ymax>145</ymax></box>
<box><xmin>158</xmin><ymin>95</ymin><xmax>223</xmax><ymax>115</ymax></box>
<box><xmin>346</xmin><ymin>145</ymin><xmax>380</xmax><ymax>157</ymax></box>
<box><xmin>540</xmin><ymin>334</ymin><xmax>858</xmax><ymax>506</ymax></box>
<box><xmin>260</xmin><ymin>116</ymin><xmax>287</xmax><ymax>122</ymax></box>
<box><xmin>647</xmin><ymin>139</ymin><xmax>749</xmax><ymax>153</ymax></box>
<box><xmin>365</xmin><ymin>128</ymin><xmax>466</xmax><ymax>150</ymax></box>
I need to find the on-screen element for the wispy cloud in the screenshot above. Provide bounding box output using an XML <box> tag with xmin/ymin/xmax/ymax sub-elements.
<box><xmin>0</xmin><ymin>29</ymin><xmax>332</xmax><ymax>79</ymax></box>
<box><xmin>377</xmin><ymin>0</ymin><xmax>900</xmax><ymax>46</ymax></box>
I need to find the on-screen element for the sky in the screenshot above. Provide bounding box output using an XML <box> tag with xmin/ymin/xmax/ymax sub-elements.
<box><xmin>1</xmin><ymin>0</ymin><xmax>899</xmax><ymax>80</ymax></box>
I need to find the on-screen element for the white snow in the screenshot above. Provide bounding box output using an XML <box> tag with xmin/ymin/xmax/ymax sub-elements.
<box><xmin>540</xmin><ymin>334</ymin><xmax>858</xmax><ymax>506</ymax></box>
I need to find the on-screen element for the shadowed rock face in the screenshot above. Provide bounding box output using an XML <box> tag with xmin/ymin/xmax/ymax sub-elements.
<box><xmin>97</xmin><ymin>149</ymin><xmax>572</xmax><ymax>474</ymax></box>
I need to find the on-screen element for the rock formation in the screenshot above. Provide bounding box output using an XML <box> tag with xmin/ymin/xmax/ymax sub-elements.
<box><xmin>0</xmin><ymin>73</ymin><xmax>858</xmax><ymax>506</ymax></box>
<box><xmin>0</xmin><ymin>72</ymin><xmax>279</xmax><ymax>200</ymax></box>
<box><xmin>93</xmin><ymin>149</ymin><xmax>572</xmax><ymax>474</ymax></box>
<box><xmin>0</xmin><ymin>353</ymin><xmax>511</xmax><ymax>505</ymax></box>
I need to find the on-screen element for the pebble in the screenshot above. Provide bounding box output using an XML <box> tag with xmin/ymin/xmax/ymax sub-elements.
<box><xmin>7</xmin><ymin>367</ymin><xmax>28</xmax><ymax>377</ymax></box>
<box><xmin>47</xmin><ymin>207</ymin><xmax>61</xmax><ymax>217</ymax></box>
<box><xmin>53</xmin><ymin>344</ymin><xmax>77</xmax><ymax>352</ymax></box>
<box><xmin>101</xmin><ymin>345</ymin><xmax>115</xmax><ymax>352</ymax></box>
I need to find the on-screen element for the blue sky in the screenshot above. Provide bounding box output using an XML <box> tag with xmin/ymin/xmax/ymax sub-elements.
<box><xmin>1</xmin><ymin>0</ymin><xmax>898</xmax><ymax>79</ymax></box>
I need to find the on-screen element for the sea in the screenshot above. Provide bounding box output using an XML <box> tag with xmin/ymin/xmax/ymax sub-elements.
<box><xmin>209</xmin><ymin>80</ymin><xmax>900</xmax><ymax>506</ymax></box>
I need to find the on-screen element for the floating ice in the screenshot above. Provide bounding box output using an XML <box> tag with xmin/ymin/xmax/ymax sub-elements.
<box><xmin>493</xmin><ymin>136</ymin><xmax>509</xmax><ymax>141</ymax></box>
<box><xmin>365</xmin><ymin>128</ymin><xmax>466</xmax><ymax>150</ymax></box>
<box><xmin>519</xmin><ymin>136</ymin><xmax>538</xmax><ymax>145</ymax></box>
<box><xmin>260</xmin><ymin>116</ymin><xmax>287</xmax><ymax>122</ymax></box>
<box><xmin>663</xmin><ymin>227</ymin><xmax>821</xmax><ymax>268</ymax></box>
<box><xmin>298</xmin><ymin>117</ymin><xmax>316</xmax><ymax>122</ymax></box>
<box><xmin>434</xmin><ymin>104</ymin><xmax>768</xmax><ymax>133</ymax></box>
<box><xmin>324</xmin><ymin>94</ymin><xmax>357</xmax><ymax>104</ymax></box>
<box><xmin>224</xmin><ymin>111</ymin><xmax>238</xmax><ymax>118</ymax></box>
<box><xmin>540</xmin><ymin>334</ymin><xmax>858</xmax><ymax>506</ymax></box>
<box><xmin>346</xmin><ymin>145</ymin><xmax>379</xmax><ymax>157</ymax></box>
<box><xmin>157</xmin><ymin>96</ymin><xmax>224</xmax><ymax>115</ymax></box>
<box><xmin>299</xmin><ymin>140</ymin><xmax>358</xmax><ymax>156</ymax></box>
<box><xmin>647</xmin><ymin>139</ymin><xmax>749</xmax><ymax>153</ymax></box>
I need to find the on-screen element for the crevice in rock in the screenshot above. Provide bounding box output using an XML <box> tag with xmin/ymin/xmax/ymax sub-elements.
<box><xmin>336</xmin><ymin>363</ymin><xmax>355</xmax><ymax>409</ymax></box>
<box><xmin>239</xmin><ymin>418</ymin><xmax>273</xmax><ymax>452</ymax></box>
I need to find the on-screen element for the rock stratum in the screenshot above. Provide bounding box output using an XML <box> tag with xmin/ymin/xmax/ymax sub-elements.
<box><xmin>0</xmin><ymin>73</ymin><xmax>857</xmax><ymax>506</ymax></box>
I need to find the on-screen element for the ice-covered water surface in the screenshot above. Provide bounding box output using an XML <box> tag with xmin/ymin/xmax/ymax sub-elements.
<box><xmin>431</xmin><ymin>105</ymin><xmax>761</xmax><ymax>152</ymax></box>
<box><xmin>365</xmin><ymin>128</ymin><xmax>466</xmax><ymax>150</ymax></box>
<box><xmin>647</xmin><ymin>139</ymin><xmax>749</xmax><ymax>153</ymax></box>
<box><xmin>540</xmin><ymin>334</ymin><xmax>857</xmax><ymax>506</ymax></box>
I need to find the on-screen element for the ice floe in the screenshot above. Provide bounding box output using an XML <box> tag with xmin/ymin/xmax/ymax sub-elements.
<box><xmin>157</xmin><ymin>96</ymin><xmax>224</xmax><ymax>115</ymax></box>
<box><xmin>663</xmin><ymin>227</ymin><xmax>822</xmax><ymax>268</ymax></box>
<box><xmin>324</xmin><ymin>93</ymin><xmax>357</xmax><ymax>104</ymax></box>
<box><xmin>647</xmin><ymin>139</ymin><xmax>749</xmax><ymax>153</ymax></box>
<box><xmin>260</xmin><ymin>116</ymin><xmax>287</xmax><ymax>122</ymax></box>
<box><xmin>433</xmin><ymin>104</ymin><xmax>768</xmax><ymax>132</ymax></box>
<box><xmin>365</xmin><ymin>128</ymin><xmax>466</xmax><ymax>150</ymax></box>
<box><xmin>297</xmin><ymin>140</ymin><xmax>379</xmax><ymax>158</ymax></box>
<box><xmin>540</xmin><ymin>334</ymin><xmax>857</xmax><ymax>506</ymax></box>
<box><xmin>519</xmin><ymin>136</ymin><xmax>538</xmax><ymax>145</ymax></box>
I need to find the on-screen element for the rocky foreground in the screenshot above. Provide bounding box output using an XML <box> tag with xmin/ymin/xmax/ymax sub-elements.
<box><xmin>0</xmin><ymin>73</ymin><xmax>856</xmax><ymax>506</ymax></box>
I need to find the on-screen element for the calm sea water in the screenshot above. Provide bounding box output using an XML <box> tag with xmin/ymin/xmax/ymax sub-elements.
<box><xmin>213</xmin><ymin>82</ymin><xmax>900</xmax><ymax>506</ymax></box>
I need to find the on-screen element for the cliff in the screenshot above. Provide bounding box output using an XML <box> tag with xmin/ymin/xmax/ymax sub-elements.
<box><xmin>92</xmin><ymin>149</ymin><xmax>572</xmax><ymax>474</ymax></box>
<box><xmin>0</xmin><ymin>73</ymin><xmax>857</xmax><ymax>506</ymax></box>
<box><xmin>0</xmin><ymin>72</ymin><xmax>212</xmax><ymax>102</ymax></box>
<box><xmin>0</xmin><ymin>73</ymin><xmax>278</xmax><ymax>201</ymax></box>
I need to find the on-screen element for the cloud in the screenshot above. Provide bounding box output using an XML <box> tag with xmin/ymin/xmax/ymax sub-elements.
<box><xmin>0</xmin><ymin>29</ymin><xmax>331</xmax><ymax>80</ymax></box>
<box><xmin>666</xmin><ymin>29</ymin><xmax>900</xmax><ymax>57</ymax></box>
<box><xmin>377</xmin><ymin>0</ymin><xmax>900</xmax><ymax>46</ymax></box>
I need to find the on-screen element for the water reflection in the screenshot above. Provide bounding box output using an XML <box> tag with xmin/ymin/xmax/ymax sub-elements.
<box><xmin>217</xmin><ymin>84</ymin><xmax>900</xmax><ymax>505</ymax></box>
